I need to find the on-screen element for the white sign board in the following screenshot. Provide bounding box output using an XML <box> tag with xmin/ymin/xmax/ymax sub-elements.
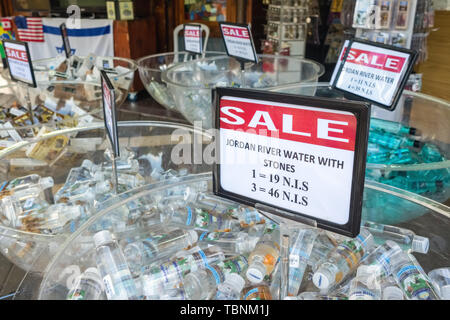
<box><xmin>3</xmin><ymin>40</ymin><xmax>36</xmax><ymax>87</ymax></box>
<box><xmin>219</xmin><ymin>23</ymin><xmax>258</xmax><ymax>63</ymax></box>
<box><xmin>332</xmin><ymin>39</ymin><xmax>417</xmax><ymax>110</ymax></box>
<box><xmin>184</xmin><ymin>24</ymin><xmax>202</xmax><ymax>54</ymax></box>
<box><xmin>214</xmin><ymin>88</ymin><xmax>370</xmax><ymax>237</ymax></box>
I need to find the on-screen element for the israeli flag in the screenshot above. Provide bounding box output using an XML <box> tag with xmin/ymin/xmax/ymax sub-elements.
<box><xmin>27</xmin><ymin>18</ymin><xmax>114</xmax><ymax>61</ymax></box>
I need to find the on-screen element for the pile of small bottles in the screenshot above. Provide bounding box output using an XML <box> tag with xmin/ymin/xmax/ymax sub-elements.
<box><xmin>0</xmin><ymin>148</ymin><xmax>187</xmax><ymax>235</ymax></box>
<box><xmin>62</xmin><ymin>193</ymin><xmax>448</xmax><ymax>300</ymax></box>
<box><xmin>0</xmin><ymin>91</ymin><xmax>96</xmax><ymax>149</ymax></box>
<box><xmin>36</xmin><ymin>53</ymin><xmax>134</xmax><ymax>100</ymax></box>
<box><xmin>366</xmin><ymin>117</ymin><xmax>449</xmax><ymax>197</ymax></box>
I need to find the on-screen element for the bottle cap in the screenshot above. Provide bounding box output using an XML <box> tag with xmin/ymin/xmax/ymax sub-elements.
<box><xmin>412</xmin><ymin>235</ymin><xmax>429</xmax><ymax>254</ymax></box>
<box><xmin>187</xmin><ymin>230</ymin><xmax>199</xmax><ymax>245</ymax></box>
<box><xmin>94</xmin><ymin>230</ymin><xmax>113</xmax><ymax>247</ymax></box>
<box><xmin>383</xmin><ymin>286</ymin><xmax>404</xmax><ymax>300</ymax></box>
<box><xmin>81</xmin><ymin>159</ymin><xmax>93</xmax><ymax>170</ymax></box>
<box><xmin>246</xmin><ymin>261</ymin><xmax>267</xmax><ymax>284</ymax></box>
<box><xmin>312</xmin><ymin>267</ymin><xmax>335</xmax><ymax>290</ymax></box>
<box><xmin>225</xmin><ymin>273</ymin><xmax>245</xmax><ymax>292</ymax></box>
<box><xmin>40</xmin><ymin>177</ymin><xmax>54</xmax><ymax>190</ymax></box>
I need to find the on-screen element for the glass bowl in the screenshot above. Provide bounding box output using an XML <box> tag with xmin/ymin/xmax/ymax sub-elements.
<box><xmin>161</xmin><ymin>54</ymin><xmax>325</xmax><ymax>128</ymax></box>
<box><xmin>20</xmin><ymin>173</ymin><xmax>449</xmax><ymax>300</ymax></box>
<box><xmin>0</xmin><ymin>121</ymin><xmax>212</xmax><ymax>273</ymax></box>
<box><xmin>137</xmin><ymin>51</ymin><xmax>226</xmax><ymax>110</ymax></box>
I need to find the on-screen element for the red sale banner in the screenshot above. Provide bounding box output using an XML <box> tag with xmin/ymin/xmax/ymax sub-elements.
<box><xmin>5</xmin><ymin>48</ymin><xmax>29</xmax><ymax>62</ymax></box>
<box><xmin>220</xmin><ymin>98</ymin><xmax>357</xmax><ymax>151</ymax></box>
<box><xmin>221</xmin><ymin>26</ymin><xmax>250</xmax><ymax>39</ymax></box>
<box><xmin>185</xmin><ymin>30</ymin><xmax>200</xmax><ymax>37</ymax></box>
<box><xmin>340</xmin><ymin>48</ymin><xmax>406</xmax><ymax>73</ymax></box>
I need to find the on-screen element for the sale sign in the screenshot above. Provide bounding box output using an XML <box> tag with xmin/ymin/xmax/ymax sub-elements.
<box><xmin>101</xmin><ymin>70</ymin><xmax>119</xmax><ymax>157</ymax></box>
<box><xmin>3</xmin><ymin>39</ymin><xmax>36</xmax><ymax>87</ymax></box>
<box><xmin>184</xmin><ymin>24</ymin><xmax>202</xmax><ymax>54</ymax></box>
<box><xmin>219</xmin><ymin>22</ymin><xmax>258</xmax><ymax>63</ymax></box>
<box><xmin>332</xmin><ymin>39</ymin><xmax>417</xmax><ymax>110</ymax></box>
<box><xmin>214</xmin><ymin>88</ymin><xmax>370</xmax><ymax>237</ymax></box>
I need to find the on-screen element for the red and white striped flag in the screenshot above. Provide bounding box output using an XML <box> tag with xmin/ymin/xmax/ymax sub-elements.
<box><xmin>15</xmin><ymin>17</ymin><xmax>44</xmax><ymax>42</ymax></box>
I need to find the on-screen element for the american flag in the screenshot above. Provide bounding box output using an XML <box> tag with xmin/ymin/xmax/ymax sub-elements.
<box><xmin>14</xmin><ymin>17</ymin><xmax>44</xmax><ymax>42</ymax></box>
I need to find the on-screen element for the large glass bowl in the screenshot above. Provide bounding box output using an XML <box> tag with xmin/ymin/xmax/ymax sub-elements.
<box><xmin>13</xmin><ymin>56</ymin><xmax>138</xmax><ymax>109</ymax></box>
<box><xmin>15</xmin><ymin>173</ymin><xmax>449</xmax><ymax>300</ymax></box>
<box><xmin>270</xmin><ymin>83</ymin><xmax>450</xmax><ymax>207</ymax></box>
<box><xmin>161</xmin><ymin>54</ymin><xmax>325</xmax><ymax>127</ymax></box>
<box><xmin>0</xmin><ymin>121</ymin><xmax>212</xmax><ymax>273</ymax></box>
<box><xmin>137</xmin><ymin>51</ymin><xmax>226</xmax><ymax>110</ymax></box>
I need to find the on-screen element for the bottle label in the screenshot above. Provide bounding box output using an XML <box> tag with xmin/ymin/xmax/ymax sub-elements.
<box><xmin>67</xmin><ymin>289</ymin><xmax>86</xmax><ymax>300</ymax></box>
<box><xmin>243</xmin><ymin>288</ymin><xmax>260</xmax><ymax>300</ymax></box>
<box><xmin>349</xmin><ymin>289</ymin><xmax>376</xmax><ymax>300</ymax></box>
<box><xmin>194</xmin><ymin>210</ymin><xmax>223</xmax><ymax>230</ymax></box>
<box><xmin>103</xmin><ymin>275</ymin><xmax>115</xmax><ymax>299</ymax></box>
<box><xmin>207</xmin><ymin>264</ymin><xmax>225</xmax><ymax>285</ymax></box>
<box><xmin>220</xmin><ymin>255</ymin><xmax>248</xmax><ymax>275</ymax></box>
<box><xmin>186</xmin><ymin>207</ymin><xmax>192</xmax><ymax>226</ymax></box>
<box><xmin>396</xmin><ymin>265</ymin><xmax>435</xmax><ymax>300</ymax></box>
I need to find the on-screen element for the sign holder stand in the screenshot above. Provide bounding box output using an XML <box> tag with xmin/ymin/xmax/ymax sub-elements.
<box><xmin>280</xmin><ymin>234</ymin><xmax>290</xmax><ymax>300</ymax></box>
<box><xmin>101</xmin><ymin>70</ymin><xmax>120</xmax><ymax>195</ymax></box>
<box><xmin>111</xmin><ymin>150</ymin><xmax>119</xmax><ymax>195</ymax></box>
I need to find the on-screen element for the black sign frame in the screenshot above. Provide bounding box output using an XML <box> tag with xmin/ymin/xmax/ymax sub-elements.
<box><xmin>60</xmin><ymin>23</ymin><xmax>72</xmax><ymax>59</ymax></box>
<box><xmin>212</xmin><ymin>87</ymin><xmax>371</xmax><ymax>237</ymax></box>
<box><xmin>2</xmin><ymin>39</ymin><xmax>36</xmax><ymax>88</ymax></box>
<box><xmin>219</xmin><ymin>22</ymin><xmax>258</xmax><ymax>64</ymax></box>
<box><xmin>331</xmin><ymin>38</ymin><xmax>418</xmax><ymax>111</ymax></box>
<box><xmin>183</xmin><ymin>23</ymin><xmax>203</xmax><ymax>55</ymax></box>
<box><xmin>101</xmin><ymin>70</ymin><xmax>120</xmax><ymax>157</ymax></box>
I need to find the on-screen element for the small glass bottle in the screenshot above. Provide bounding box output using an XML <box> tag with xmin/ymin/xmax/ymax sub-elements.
<box><xmin>287</xmin><ymin>228</ymin><xmax>318</xmax><ymax>297</ymax></box>
<box><xmin>169</xmin><ymin>205</ymin><xmax>241</xmax><ymax>232</ymax></box>
<box><xmin>94</xmin><ymin>230</ymin><xmax>139</xmax><ymax>300</ymax></box>
<box><xmin>428</xmin><ymin>267</ymin><xmax>450</xmax><ymax>300</ymax></box>
<box><xmin>198</xmin><ymin>231</ymin><xmax>260</xmax><ymax>254</ymax></box>
<box><xmin>312</xmin><ymin>228</ymin><xmax>374</xmax><ymax>290</ymax></box>
<box><xmin>390</xmin><ymin>250</ymin><xmax>440</xmax><ymax>300</ymax></box>
<box><xmin>241</xmin><ymin>284</ymin><xmax>273</xmax><ymax>300</ymax></box>
<box><xmin>123</xmin><ymin>229</ymin><xmax>198</xmax><ymax>276</ymax></box>
<box><xmin>67</xmin><ymin>267</ymin><xmax>105</xmax><ymax>300</ymax></box>
<box><xmin>348</xmin><ymin>265</ymin><xmax>382</xmax><ymax>300</ymax></box>
<box><xmin>216</xmin><ymin>273</ymin><xmax>246</xmax><ymax>300</ymax></box>
<box><xmin>361</xmin><ymin>221</ymin><xmax>429</xmax><ymax>254</ymax></box>
<box><xmin>246</xmin><ymin>234</ymin><xmax>280</xmax><ymax>284</ymax></box>
<box><xmin>369</xmin><ymin>118</ymin><xmax>417</xmax><ymax>136</ymax></box>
